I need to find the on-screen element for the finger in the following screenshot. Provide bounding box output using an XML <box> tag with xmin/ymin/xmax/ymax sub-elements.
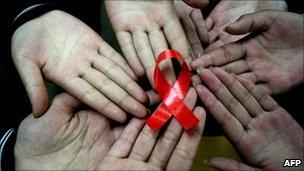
<box><xmin>148</xmin><ymin>88</ymin><xmax>197</xmax><ymax>168</ymax></box>
<box><xmin>205</xmin><ymin>17</ymin><xmax>214</xmax><ymax>31</ymax></box>
<box><xmin>98</xmin><ymin>39</ymin><xmax>137</xmax><ymax>80</ymax></box>
<box><xmin>14</xmin><ymin>58</ymin><xmax>49</xmax><ymax>117</ymax></box>
<box><xmin>130</xmin><ymin>88</ymin><xmax>197</xmax><ymax>162</ymax></box>
<box><xmin>212</xmin><ymin>68</ymin><xmax>264</xmax><ymax>117</ymax></box>
<box><xmin>133</xmin><ymin>31</ymin><xmax>155</xmax><ymax>86</ymax></box>
<box><xmin>116</xmin><ymin>31</ymin><xmax>145</xmax><ymax>77</ymax></box>
<box><xmin>149</xmin><ymin>29</ymin><xmax>176</xmax><ymax>85</ymax></box>
<box><xmin>148</xmin><ymin>29</ymin><xmax>168</xmax><ymax>57</ymax></box>
<box><xmin>181</xmin><ymin>15</ymin><xmax>204</xmax><ymax>58</ymax></box>
<box><xmin>220</xmin><ymin>60</ymin><xmax>249</xmax><ymax>74</ymax></box>
<box><xmin>190</xmin><ymin>43</ymin><xmax>246</xmax><ymax>69</ymax></box>
<box><xmin>82</xmin><ymin>68</ymin><xmax>147</xmax><ymax>118</ymax></box>
<box><xmin>208</xmin><ymin>30</ymin><xmax>218</xmax><ymax>45</ymax></box>
<box><xmin>191</xmin><ymin>9</ymin><xmax>209</xmax><ymax>45</ymax></box>
<box><xmin>191</xmin><ymin>74</ymin><xmax>202</xmax><ymax>87</ymax></box>
<box><xmin>195</xmin><ymin>84</ymin><xmax>245</xmax><ymax>144</ymax></box>
<box><xmin>164</xmin><ymin>18</ymin><xmax>193</xmax><ymax>65</ymax></box>
<box><xmin>237</xmin><ymin>72</ymin><xmax>258</xmax><ymax>84</ymax></box>
<box><xmin>63</xmin><ymin>77</ymin><xmax>127</xmax><ymax>122</ymax></box>
<box><xmin>48</xmin><ymin>93</ymin><xmax>82</xmax><ymax>118</ymax></box>
<box><xmin>257</xmin><ymin>83</ymin><xmax>272</xmax><ymax>95</ymax></box>
<box><xmin>225</xmin><ymin>11</ymin><xmax>275</xmax><ymax>35</ymax></box>
<box><xmin>237</xmin><ymin>77</ymin><xmax>278</xmax><ymax>111</ymax></box>
<box><xmin>112</xmin><ymin>126</ymin><xmax>124</xmax><ymax>141</ymax></box>
<box><xmin>108</xmin><ymin>118</ymin><xmax>145</xmax><ymax>158</ymax></box>
<box><xmin>205</xmin><ymin>39</ymin><xmax>226</xmax><ymax>53</ymax></box>
<box><xmin>208</xmin><ymin>157</ymin><xmax>256</xmax><ymax>171</ymax></box>
<box><xmin>92</xmin><ymin>56</ymin><xmax>148</xmax><ymax>103</ymax></box>
<box><xmin>146</xmin><ymin>89</ymin><xmax>161</xmax><ymax>106</ymax></box>
<box><xmin>182</xmin><ymin>0</ymin><xmax>209</xmax><ymax>8</ymax></box>
<box><xmin>166</xmin><ymin>107</ymin><xmax>206</xmax><ymax>170</ymax></box>
<box><xmin>198</xmin><ymin>69</ymin><xmax>252</xmax><ymax>126</ymax></box>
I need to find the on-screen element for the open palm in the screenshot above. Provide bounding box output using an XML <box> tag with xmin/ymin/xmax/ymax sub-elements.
<box><xmin>192</xmin><ymin>10</ymin><xmax>303</xmax><ymax>94</ymax></box>
<box><xmin>15</xmin><ymin>89</ymin><xmax>206</xmax><ymax>170</ymax></box>
<box><xmin>174</xmin><ymin>0</ymin><xmax>209</xmax><ymax>58</ymax></box>
<box><xmin>12</xmin><ymin>10</ymin><xmax>147</xmax><ymax>121</ymax></box>
<box><xmin>205</xmin><ymin>0</ymin><xmax>287</xmax><ymax>52</ymax></box>
<box><xmin>105</xmin><ymin>0</ymin><xmax>192</xmax><ymax>87</ymax></box>
<box><xmin>195</xmin><ymin>68</ymin><xmax>303</xmax><ymax>170</ymax></box>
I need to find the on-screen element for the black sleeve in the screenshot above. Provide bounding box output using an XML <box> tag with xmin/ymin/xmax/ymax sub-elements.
<box><xmin>0</xmin><ymin>129</ymin><xmax>16</xmax><ymax>171</ymax></box>
<box><xmin>11</xmin><ymin>0</ymin><xmax>62</xmax><ymax>36</ymax></box>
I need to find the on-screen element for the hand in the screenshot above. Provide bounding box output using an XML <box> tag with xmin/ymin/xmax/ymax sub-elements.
<box><xmin>15</xmin><ymin>89</ymin><xmax>206</xmax><ymax>170</ymax></box>
<box><xmin>98</xmin><ymin>88</ymin><xmax>206</xmax><ymax>170</ymax></box>
<box><xmin>191</xmin><ymin>10</ymin><xmax>304</xmax><ymax>94</ymax></box>
<box><xmin>11</xmin><ymin>10</ymin><xmax>147</xmax><ymax>121</ymax></box>
<box><xmin>105</xmin><ymin>0</ymin><xmax>192</xmax><ymax>87</ymax></box>
<box><xmin>175</xmin><ymin>0</ymin><xmax>209</xmax><ymax>58</ymax></box>
<box><xmin>194</xmin><ymin>68</ymin><xmax>303</xmax><ymax>170</ymax></box>
<box><xmin>205</xmin><ymin>0</ymin><xmax>287</xmax><ymax>52</ymax></box>
<box><xmin>182</xmin><ymin>0</ymin><xmax>209</xmax><ymax>9</ymax></box>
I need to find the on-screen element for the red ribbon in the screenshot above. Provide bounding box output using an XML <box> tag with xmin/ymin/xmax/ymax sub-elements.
<box><xmin>147</xmin><ymin>49</ymin><xmax>199</xmax><ymax>131</ymax></box>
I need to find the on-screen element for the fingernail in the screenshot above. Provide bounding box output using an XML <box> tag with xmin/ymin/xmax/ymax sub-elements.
<box><xmin>196</xmin><ymin>66</ymin><xmax>204</xmax><ymax>74</ymax></box>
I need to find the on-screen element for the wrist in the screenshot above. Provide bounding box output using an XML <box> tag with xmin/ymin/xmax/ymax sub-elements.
<box><xmin>11</xmin><ymin>3</ymin><xmax>60</xmax><ymax>37</ymax></box>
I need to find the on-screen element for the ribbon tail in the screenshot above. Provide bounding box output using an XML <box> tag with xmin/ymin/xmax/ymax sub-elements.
<box><xmin>175</xmin><ymin>108</ymin><xmax>199</xmax><ymax>131</ymax></box>
<box><xmin>147</xmin><ymin>103</ymin><xmax>172</xmax><ymax>131</ymax></box>
<box><xmin>168</xmin><ymin>101</ymin><xmax>199</xmax><ymax>131</ymax></box>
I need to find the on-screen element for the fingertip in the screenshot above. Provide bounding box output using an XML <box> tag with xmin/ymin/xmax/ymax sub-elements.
<box><xmin>194</xmin><ymin>84</ymin><xmax>204</xmax><ymax>95</ymax></box>
<box><xmin>103</xmin><ymin>103</ymin><xmax>127</xmax><ymax>123</ymax></box>
<box><xmin>191</xmin><ymin>74</ymin><xmax>201</xmax><ymax>87</ymax></box>
<box><xmin>129</xmin><ymin>70</ymin><xmax>139</xmax><ymax>81</ymax></box>
<box><xmin>31</xmin><ymin>90</ymin><xmax>49</xmax><ymax>118</ymax></box>
<box><xmin>205</xmin><ymin>17</ymin><xmax>213</xmax><ymax>31</ymax></box>
<box><xmin>236</xmin><ymin>75</ymin><xmax>254</xmax><ymax>88</ymax></box>
<box><xmin>198</xmin><ymin>68</ymin><xmax>211</xmax><ymax>78</ymax></box>
<box><xmin>134</xmin><ymin>66</ymin><xmax>146</xmax><ymax>78</ymax></box>
<box><xmin>190</xmin><ymin>60</ymin><xmax>198</xmax><ymax>70</ymax></box>
<box><xmin>116</xmin><ymin>113</ymin><xmax>128</xmax><ymax>123</ymax></box>
<box><xmin>137</xmin><ymin>87</ymin><xmax>149</xmax><ymax>104</ymax></box>
<box><xmin>123</xmin><ymin>96</ymin><xmax>148</xmax><ymax>118</ymax></box>
<box><xmin>193</xmin><ymin>106</ymin><xmax>206</xmax><ymax>117</ymax></box>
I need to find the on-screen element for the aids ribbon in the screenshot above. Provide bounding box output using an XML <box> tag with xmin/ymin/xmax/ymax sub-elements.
<box><xmin>147</xmin><ymin>49</ymin><xmax>199</xmax><ymax>131</ymax></box>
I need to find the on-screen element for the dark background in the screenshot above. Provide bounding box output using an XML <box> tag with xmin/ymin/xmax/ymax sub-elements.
<box><xmin>0</xmin><ymin>0</ymin><xmax>303</xmax><ymax>135</ymax></box>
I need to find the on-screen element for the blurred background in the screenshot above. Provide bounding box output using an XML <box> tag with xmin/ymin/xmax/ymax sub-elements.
<box><xmin>0</xmin><ymin>0</ymin><xmax>303</xmax><ymax>170</ymax></box>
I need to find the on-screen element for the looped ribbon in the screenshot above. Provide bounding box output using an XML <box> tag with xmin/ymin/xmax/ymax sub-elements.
<box><xmin>147</xmin><ymin>49</ymin><xmax>199</xmax><ymax>131</ymax></box>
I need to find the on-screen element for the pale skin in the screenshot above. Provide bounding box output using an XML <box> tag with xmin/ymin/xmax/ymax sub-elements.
<box><xmin>194</xmin><ymin>67</ymin><xmax>303</xmax><ymax>170</ymax></box>
<box><xmin>11</xmin><ymin>10</ymin><xmax>148</xmax><ymax>121</ymax></box>
<box><xmin>15</xmin><ymin>89</ymin><xmax>206</xmax><ymax>170</ymax></box>
<box><xmin>104</xmin><ymin>0</ymin><xmax>193</xmax><ymax>87</ymax></box>
<box><xmin>192</xmin><ymin>10</ymin><xmax>304</xmax><ymax>95</ymax></box>
<box><xmin>201</xmin><ymin>0</ymin><xmax>287</xmax><ymax>52</ymax></box>
<box><xmin>182</xmin><ymin>0</ymin><xmax>209</xmax><ymax>9</ymax></box>
<box><xmin>174</xmin><ymin>0</ymin><xmax>209</xmax><ymax>58</ymax></box>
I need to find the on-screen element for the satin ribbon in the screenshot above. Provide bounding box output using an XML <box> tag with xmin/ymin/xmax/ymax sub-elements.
<box><xmin>147</xmin><ymin>49</ymin><xmax>199</xmax><ymax>131</ymax></box>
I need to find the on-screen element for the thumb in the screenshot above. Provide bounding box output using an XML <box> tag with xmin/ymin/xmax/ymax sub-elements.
<box><xmin>14</xmin><ymin>58</ymin><xmax>49</xmax><ymax>117</ymax></box>
<box><xmin>208</xmin><ymin>157</ymin><xmax>256</xmax><ymax>171</ymax></box>
<box><xmin>225</xmin><ymin>10</ymin><xmax>275</xmax><ymax>35</ymax></box>
<box><xmin>182</xmin><ymin>0</ymin><xmax>209</xmax><ymax>9</ymax></box>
